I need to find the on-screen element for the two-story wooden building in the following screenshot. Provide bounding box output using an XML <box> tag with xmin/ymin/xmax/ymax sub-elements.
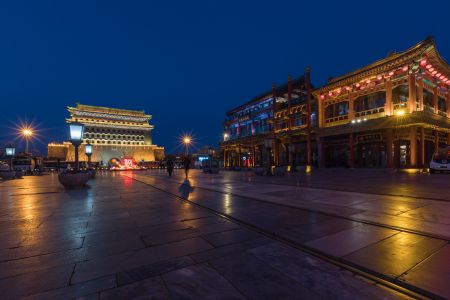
<box><xmin>313</xmin><ymin>37</ymin><xmax>450</xmax><ymax>168</ymax></box>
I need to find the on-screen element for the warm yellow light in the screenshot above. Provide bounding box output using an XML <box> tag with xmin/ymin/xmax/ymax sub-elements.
<box><xmin>183</xmin><ymin>137</ymin><xmax>191</xmax><ymax>144</ymax></box>
<box><xmin>395</xmin><ymin>110</ymin><xmax>405</xmax><ymax>116</ymax></box>
<box><xmin>22</xmin><ymin>128</ymin><xmax>33</xmax><ymax>137</ymax></box>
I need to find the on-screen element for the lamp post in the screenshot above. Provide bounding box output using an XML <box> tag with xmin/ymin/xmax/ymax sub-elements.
<box><xmin>69</xmin><ymin>121</ymin><xmax>85</xmax><ymax>171</ymax></box>
<box><xmin>85</xmin><ymin>143</ymin><xmax>93</xmax><ymax>168</ymax></box>
<box><xmin>5</xmin><ymin>145</ymin><xmax>15</xmax><ymax>171</ymax></box>
<box><xmin>264</xmin><ymin>137</ymin><xmax>273</xmax><ymax>175</ymax></box>
<box><xmin>22</xmin><ymin>128</ymin><xmax>33</xmax><ymax>155</ymax></box>
<box><xmin>183</xmin><ymin>136</ymin><xmax>191</xmax><ymax>155</ymax></box>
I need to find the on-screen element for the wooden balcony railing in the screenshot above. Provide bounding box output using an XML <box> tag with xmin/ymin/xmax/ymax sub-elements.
<box><xmin>354</xmin><ymin>107</ymin><xmax>385</xmax><ymax>118</ymax></box>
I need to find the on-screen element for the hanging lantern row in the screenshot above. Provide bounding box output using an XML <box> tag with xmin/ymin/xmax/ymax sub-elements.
<box><xmin>420</xmin><ymin>58</ymin><xmax>450</xmax><ymax>84</ymax></box>
<box><xmin>320</xmin><ymin>58</ymin><xmax>450</xmax><ymax>100</ymax></box>
<box><xmin>320</xmin><ymin>65</ymin><xmax>410</xmax><ymax>100</ymax></box>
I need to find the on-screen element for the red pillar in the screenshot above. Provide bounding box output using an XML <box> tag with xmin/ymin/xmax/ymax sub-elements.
<box><xmin>409</xmin><ymin>126</ymin><xmax>417</xmax><ymax>168</ymax></box>
<box><xmin>386</xmin><ymin>129</ymin><xmax>393</xmax><ymax>168</ymax></box>
<box><xmin>349</xmin><ymin>133</ymin><xmax>355</xmax><ymax>168</ymax></box>
<box><xmin>305</xmin><ymin>67</ymin><xmax>312</xmax><ymax>172</ymax></box>
<box><xmin>317</xmin><ymin>138</ymin><xmax>325</xmax><ymax>168</ymax></box>
<box><xmin>420</xmin><ymin>127</ymin><xmax>425</xmax><ymax>168</ymax></box>
<box><xmin>434</xmin><ymin>131</ymin><xmax>439</xmax><ymax>152</ymax></box>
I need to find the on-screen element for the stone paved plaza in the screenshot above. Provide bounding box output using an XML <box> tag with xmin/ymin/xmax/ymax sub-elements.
<box><xmin>0</xmin><ymin>170</ymin><xmax>449</xmax><ymax>299</ymax></box>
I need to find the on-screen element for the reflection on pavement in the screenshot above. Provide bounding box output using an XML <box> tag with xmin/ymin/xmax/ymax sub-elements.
<box><xmin>178</xmin><ymin>179</ymin><xmax>194</xmax><ymax>200</ymax></box>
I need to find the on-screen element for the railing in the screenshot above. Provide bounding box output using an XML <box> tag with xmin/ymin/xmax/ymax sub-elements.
<box><xmin>423</xmin><ymin>105</ymin><xmax>435</xmax><ymax>113</ymax></box>
<box><xmin>324</xmin><ymin>114</ymin><xmax>348</xmax><ymax>126</ymax></box>
<box><xmin>354</xmin><ymin>107</ymin><xmax>385</xmax><ymax>117</ymax></box>
<box><xmin>393</xmin><ymin>103</ymin><xmax>407</xmax><ymax>110</ymax></box>
<box><xmin>438</xmin><ymin>110</ymin><xmax>448</xmax><ymax>117</ymax></box>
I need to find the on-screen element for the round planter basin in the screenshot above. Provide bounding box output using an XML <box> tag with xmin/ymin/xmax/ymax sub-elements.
<box><xmin>15</xmin><ymin>170</ymin><xmax>24</xmax><ymax>178</ymax></box>
<box><xmin>58</xmin><ymin>172</ymin><xmax>90</xmax><ymax>188</ymax></box>
<box><xmin>0</xmin><ymin>170</ymin><xmax>16</xmax><ymax>180</ymax></box>
<box><xmin>88</xmin><ymin>169</ymin><xmax>96</xmax><ymax>179</ymax></box>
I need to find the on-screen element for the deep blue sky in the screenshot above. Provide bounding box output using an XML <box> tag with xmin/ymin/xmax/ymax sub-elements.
<box><xmin>1</xmin><ymin>0</ymin><xmax>449</xmax><ymax>154</ymax></box>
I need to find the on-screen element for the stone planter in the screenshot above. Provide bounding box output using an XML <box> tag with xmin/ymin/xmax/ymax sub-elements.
<box><xmin>0</xmin><ymin>170</ymin><xmax>16</xmax><ymax>180</ymax></box>
<box><xmin>15</xmin><ymin>170</ymin><xmax>24</xmax><ymax>178</ymax></box>
<box><xmin>88</xmin><ymin>169</ymin><xmax>96</xmax><ymax>179</ymax></box>
<box><xmin>58</xmin><ymin>172</ymin><xmax>90</xmax><ymax>188</ymax></box>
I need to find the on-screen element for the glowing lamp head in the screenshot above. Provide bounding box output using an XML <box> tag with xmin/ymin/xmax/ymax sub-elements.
<box><xmin>389</xmin><ymin>71</ymin><xmax>394</xmax><ymax>76</ymax></box>
<box><xmin>377</xmin><ymin>75</ymin><xmax>383</xmax><ymax>80</ymax></box>
<box><xmin>69</xmin><ymin>122</ymin><xmax>85</xmax><ymax>143</ymax></box>
<box><xmin>5</xmin><ymin>145</ymin><xmax>15</xmax><ymax>157</ymax></box>
<box><xmin>85</xmin><ymin>143</ymin><xmax>93</xmax><ymax>155</ymax></box>
<box><xmin>183</xmin><ymin>137</ymin><xmax>191</xmax><ymax>145</ymax></box>
<box><xmin>395</xmin><ymin>110</ymin><xmax>405</xmax><ymax>116</ymax></box>
<box><xmin>22</xmin><ymin>128</ymin><xmax>33</xmax><ymax>137</ymax></box>
<box><xmin>420</xmin><ymin>59</ymin><xmax>427</xmax><ymax>67</ymax></box>
<box><xmin>402</xmin><ymin>66</ymin><xmax>408</xmax><ymax>72</ymax></box>
<box><xmin>436</xmin><ymin>73</ymin><xmax>441</xmax><ymax>77</ymax></box>
<box><xmin>432</xmin><ymin>71</ymin><xmax>437</xmax><ymax>75</ymax></box>
<box><xmin>320</xmin><ymin>95</ymin><xmax>325</xmax><ymax>100</ymax></box>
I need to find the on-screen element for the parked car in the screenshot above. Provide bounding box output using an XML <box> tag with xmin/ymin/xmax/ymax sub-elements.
<box><xmin>430</xmin><ymin>146</ymin><xmax>450</xmax><ymax>173</ymax></box>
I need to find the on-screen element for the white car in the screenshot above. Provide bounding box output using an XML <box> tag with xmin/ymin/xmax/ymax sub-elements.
<box><xmin>430</xmin><ymin>146</ymin><xmax>450</xmax><ymax>173</ymax></box>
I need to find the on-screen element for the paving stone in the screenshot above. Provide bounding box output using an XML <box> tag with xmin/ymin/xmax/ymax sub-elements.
<box><xmin>117</xmin><ymin>256</ymin><xmax>195</xmax><ymax>286</ymax></box>
<box><xmin>0</xmin><ymin>264</ymin><xmax>74</xmax><ymax>299</ymax></box>
<box><xmin>399</xmin><ymin>244</ymin><xmax>450</xmax><ymax>299</ymax></box>
<box><xmin>162</xmin><ymin>264</ymin><xmax>245</xmax><ymax>300</ymax></box>
<box><xmin>305</xmin><ymin>224</ymin><xmax>399</xmax><ymax>257</ymax></box>
<box><xmin>344</xmin><ymin>232</ymin><xmax>447</xmax><ymax>278</ymax></box>
<box><xmin>72</xmin><ymin>237</ymin><xmax>212</xmax><ymax>284</ymax></box>
<box><xmin>100</xmin><ymin>276</ymin><xmax>170</xmax><ymax>299</ymax></box>
<box><xmin>190</xmin><ymin>237</ymin><xmax>271</xmax><ymax>263</ymax></box>
<box><xmin>0</xmin><ymin>247</ymin><xmax>86</xmax><ymax>279</ymax></box>
<box><xmin>210</xmin><ymin>251</ymin><xmax>322</xmax><ymax>299</ymax></box>
<box><xmin>249</xmin><ymin>242</ymin><xmax>402</xmax><ymax>300</ymax></box>
<box><xmin>22</xmin><ymin>275</ymin><xmax>116</xmax><ymax>300</ymax></box>
<box><xmin>201</xmin><ymin>228</ymin><xmax>260</xmax><ymax>247</ymax></box>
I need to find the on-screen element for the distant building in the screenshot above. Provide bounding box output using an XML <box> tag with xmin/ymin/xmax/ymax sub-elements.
<box><xmin>221</xmin><ymin>76</ymin><xmax>314</xmax><ymax>168</ymax></box>
<box><xmin>48</xmin><ymin>103</ymin><xmax>164</xmax><ymax>165</ymax></box>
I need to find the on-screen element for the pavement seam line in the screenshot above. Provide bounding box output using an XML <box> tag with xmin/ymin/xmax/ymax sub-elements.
<box><xmin>126</xmin><ymin>173</ymin><xmax>433</xmax><ymax>300</ymax></box>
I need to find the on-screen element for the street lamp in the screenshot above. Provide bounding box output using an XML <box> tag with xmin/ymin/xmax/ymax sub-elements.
<box><xmin>183</xmin><ymin>136</ymin><xmax>191</xmax><ymax>155</ymax></box>
<box><xmin>85</xmin><ymin>143</ymin><xmax>93</xmax><ymax>167</ymax></box>
<box><xmin>223</xmin><ymin>133</ymin><xmax>229</xmax><ymax>141</ymax></box>
<box><xmin>5</xmin><ymin>145</ymin><xmax>15</xmax><ymax>171</ymax></box>
<box><xmin>22</xmin><ymin>127</ymin><xmax>33</xmax><ymax>155</ymax></box>
<box><xmin>69</xmin><ymin>121</ymin><xmax>85</xmax><ymax>171</ymax></box>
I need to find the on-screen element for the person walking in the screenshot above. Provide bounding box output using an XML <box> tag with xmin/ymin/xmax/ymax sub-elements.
<box><xmin>183</xmin><ymin>156</ymin><xmax>191</xmax><ymax>179</ymax></box>
<box><xmin>166</xmin><ymin>158</ymin><xmax>174</xmax><ymax>177</ymax></box>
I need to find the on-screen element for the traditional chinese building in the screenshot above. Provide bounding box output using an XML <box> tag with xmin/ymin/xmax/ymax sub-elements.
<box><xmin>314</xmin><ymin>37</ymin><xmax>450</xmax><ymax>168</ymax></box>
<box><xmin>221</xmin><ymin>76</ymin><xmax>313</xmax><ymax>168</ymax></box>
<box><xmin>48</xmin><ymin>103</ymin><xmax>164</xmax><ymax>165</ymax></box>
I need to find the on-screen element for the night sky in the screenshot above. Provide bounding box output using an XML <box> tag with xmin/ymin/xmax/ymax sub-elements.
<box><xmin>1</xmin><ymin>0</ymin><xmax>449</xmax><ymax>154</ymax></box>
